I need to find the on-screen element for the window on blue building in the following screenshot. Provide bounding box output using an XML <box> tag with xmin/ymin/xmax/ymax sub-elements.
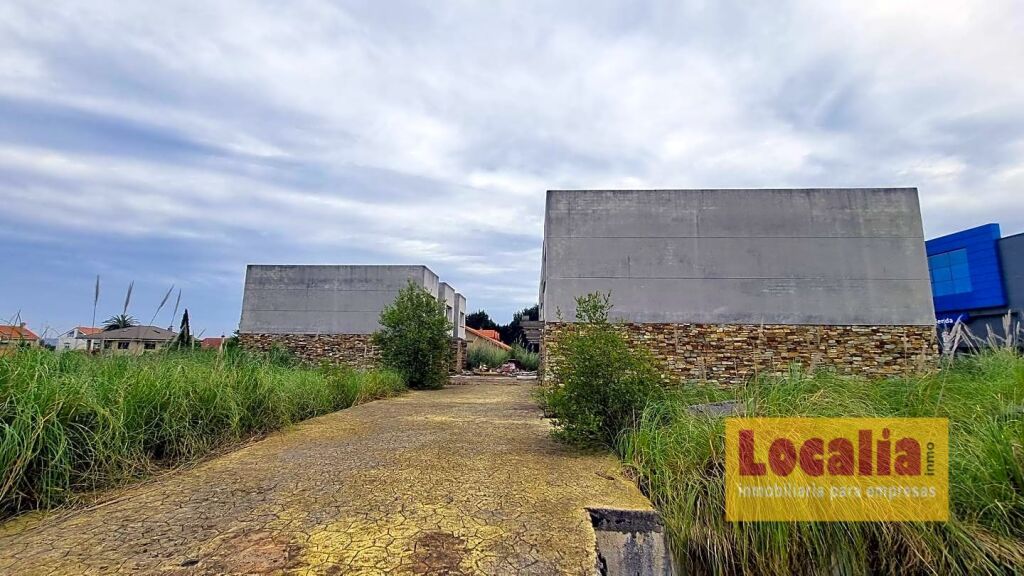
<box><xmin>928</xmin><ymin>248</ymin><xmax>972</xmax><ymax>297</ymax></box>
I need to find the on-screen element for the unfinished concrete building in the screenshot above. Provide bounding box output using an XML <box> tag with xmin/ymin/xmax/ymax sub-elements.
<box><xmin>438</xmin><ymin>282</ymin><xmax>468</xmax><ymax>370</ymax></box>
<box><xmin>539</xmin><ymin>189</ymin><xmax>938</xmax><ymax>384</ymax></box>
<box><xmin>239</xmin><ymin>265</ymin><xmax>466</xmax><ymax>369</ymax></box>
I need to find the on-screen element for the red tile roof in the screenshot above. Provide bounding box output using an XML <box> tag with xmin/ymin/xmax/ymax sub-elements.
<box><xmin>477</xmin><ymin>329</ymin><xmax>502</xmax><ymax>342</ymax></box>
<box><xmin>201</xmin><ymin>337</ymin><xmax>225</xmax><ymax>349</ymax></box>
<box><xmin>0</xmin><ymin>325</ymin><xmax>39</xmax><ymax>341</ymax></box>
<box><xmin>75</xmin><ymin>327</ymin><xmax>103</xmax><ymax>336</ymax></box>
<box><xmin>465</xmin><ymin>326</ymin><xmax>512</xmax><ymax>351</ymax></box>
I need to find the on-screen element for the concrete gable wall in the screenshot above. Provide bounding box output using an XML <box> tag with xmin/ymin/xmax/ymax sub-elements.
<box><xmin>240</xmin><ymin>265</ymin><xmax>439</xmax><ymax>335</ymax></box>
<box><xmin>540</xmin><ymin>189</ymin><xmax>936</xmax><ymax>326</ymax></box>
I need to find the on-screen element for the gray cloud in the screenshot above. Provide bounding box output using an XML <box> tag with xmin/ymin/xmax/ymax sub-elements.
<box><xmin>1</xmin><ymin>0</ymin><xmax>1022</xmax><ymax>334</ymax></box>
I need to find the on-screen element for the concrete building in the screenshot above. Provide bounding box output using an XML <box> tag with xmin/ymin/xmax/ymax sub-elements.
<box><xmin>57</xmin><ymin>326</ymin><xmax>102</xmax><ymax>351</ymax></box>
<box><xmin>83</xmin><ymin>326</ymin><xmax>176</xmax><ymax>353</ymax></box>
<box><xmin>239</xmin><ymin>264</ymin><xmax>467</xmax><ymax>369</ymax></box>
<box><xmin>438</xmin><ymin>282</ymin><xmax>468</xmax><ymax>370</ymax></box>
<box><xmin>540</xmin><ymin>189</ymin><xmax>938</xmax><ymax>384</ymax></box>
<box><xmin>926</xmin><ymin>224</ymin><xmax>1024</xmax><ymax>344</ymax></box>
<box><xmin>453</xmin><ymin>293</ymin><xmax>466</xmax><ymax>341</ymax></box>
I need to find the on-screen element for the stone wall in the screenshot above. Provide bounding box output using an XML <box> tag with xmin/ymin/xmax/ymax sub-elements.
<box><xmin>239</xmin><ymin>333</ymin><xmax>379</xmax><ymax>369</ymax></box>
<box><xmin>450</xmin><ymin>338</ymin><xmax>467</xmax><ymax>373</ymax></box>
<box><xmin>541</xmin><ymin>323</ymin><xmax>937</xmax><ymax>386</ymax></box>
<box><xmin>239</xmin><ymin>333</ymin><xmax>468</xmax><ymax>374</ymax></box>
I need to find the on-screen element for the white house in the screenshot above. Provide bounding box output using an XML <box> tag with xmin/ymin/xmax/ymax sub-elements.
<box><xmin>57</xmin><ymin>326</ymin><xmax>103</xmax><ymax>351</ymax></box>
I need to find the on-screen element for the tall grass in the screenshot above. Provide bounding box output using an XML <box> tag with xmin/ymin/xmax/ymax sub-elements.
<box><xmin>467</xmin><ymin>341</ymin><xmax>509</xmax><ymax>369</ymax></box>
<box><xmin>619</xmin><ymin>351</ymin><xmax>1024</xmax><ymax>575</ymax></box>
<box><xmin>0</xmin><ymin>348</ymin><xmax>405</xmax><ymax>519</ymax></box>
<box><xmin>511</xmin><ymin>344</ymin><xmax>540</xmax><ymax>371</ymax></box>
<box><xmin>466</xmin><ymin>341</ymin><xmax>540</xmax><ymax>371</ymax></box>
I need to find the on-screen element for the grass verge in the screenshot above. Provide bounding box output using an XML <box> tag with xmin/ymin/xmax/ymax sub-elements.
<box><xmin>0</xmin><ymin>348</ymin><xmax>405</xmax><ymax>520</ymax></box>
<box><xmin>618</xmin><ymin>351</ymin><xmax>1024</xmax><ymax>575</ymax></box>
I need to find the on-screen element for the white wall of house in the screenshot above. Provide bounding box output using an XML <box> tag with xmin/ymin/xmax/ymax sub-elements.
<box><xmin>57</xmin><ymin>328</ymin><xmax>98</xmax><ymax>351</ymax></box>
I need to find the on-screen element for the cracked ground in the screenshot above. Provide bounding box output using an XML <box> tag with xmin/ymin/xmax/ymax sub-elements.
<box><xmin>0</xmin><ymin>378</ymin><xmax>653</xmax><ymax>575</ymax></box>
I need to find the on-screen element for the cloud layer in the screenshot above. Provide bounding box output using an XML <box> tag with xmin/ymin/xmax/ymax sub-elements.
<box><xmin>2</xmin><ymin>1</ymin><xmax>1022</xmax><ymax>336</ymax></box>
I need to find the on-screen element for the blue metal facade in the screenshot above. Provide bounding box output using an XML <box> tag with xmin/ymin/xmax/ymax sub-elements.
<box><xmin>925</xmin><ymin>224</ymin><xmax>1006</xmax><ymax>314</ymax></box>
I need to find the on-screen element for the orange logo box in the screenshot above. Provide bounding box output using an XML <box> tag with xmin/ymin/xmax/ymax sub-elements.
<box><xmin>725</xmin><ymin>418</ymin><xmax>948</xmax><ymax>522</ymax></box>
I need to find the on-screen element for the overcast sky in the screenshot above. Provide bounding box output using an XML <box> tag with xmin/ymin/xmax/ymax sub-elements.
<box><xmin>2</xmin><ymin>1</ymin><xmax>1022</xmax><ymax>338</ymax></box>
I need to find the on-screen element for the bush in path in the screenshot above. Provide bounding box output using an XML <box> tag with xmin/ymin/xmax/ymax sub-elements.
<box><xmin>544</xmin><ymin>292</ymin><xmax>661</xmax><ymax>447</ymax></box>
<box><xmin>374</xmin><ymin>281</ymin><xmax>452</xmax><ymax>389</ymax></box>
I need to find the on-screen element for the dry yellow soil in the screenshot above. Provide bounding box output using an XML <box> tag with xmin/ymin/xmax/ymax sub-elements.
<box><xmin>0</xmin><ymin>378</ymin><xmax>652</xmax><ymax>575</ymax></box>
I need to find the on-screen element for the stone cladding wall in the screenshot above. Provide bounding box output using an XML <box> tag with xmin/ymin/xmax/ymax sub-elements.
<box><xmin>239</xmin><ymin>333</ymin><xmax>379</xmax><ymax>369</ymax></box>
<box><xmin>450</xmin><ymin>338</ymin><xmax>467</xmax><ymax>373</ymax></box>
<box><xmin>541</xmin><ymin>323</ymin><xmax>937</xmax><ymax>386</ymax></box>
<box><xmin>240</xmin><ymin>333</ymin><xmax>468</xmax><ymax>374</ymax></box>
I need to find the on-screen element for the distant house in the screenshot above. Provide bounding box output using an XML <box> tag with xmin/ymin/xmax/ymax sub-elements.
<box><xmin>84</xmin><ymin>326</ymin><xmax>176</xmax><ymax>353</ymax></box>
<box><xmin>57</xmin><ymin>326</ymin><xmax>103</xmax><ymax>351</ymax></box>
<box><xmin>475</xmin><ymin>329</ymin><xmax>502</xmax><ymax>342</ymax></box>
<box><xmin>0</xmin><ymin>324</ymin><xmax>40</xmax><ymax>354</ymax></box>
<box><xmin>200</xmin><ymin>337</ymin><xmax>225</xmax><ymax>350</ymax></box>
<box><xmin>466</xmin><ymin>326</ymin><xmax>511</xmax><ymax>352</ymax></box>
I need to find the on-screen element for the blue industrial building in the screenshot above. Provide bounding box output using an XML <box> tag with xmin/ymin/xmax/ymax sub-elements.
<box><xmin>926</xmin><ymin>223</ymin><xmax>1024</xmax><ymax>340</ymax></box>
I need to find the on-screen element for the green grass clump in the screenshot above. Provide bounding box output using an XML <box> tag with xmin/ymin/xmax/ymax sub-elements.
<box><xmin>467</xmin><ymin>340</ymin><xmax>539</xmax><ymax>372</ymax></box>
<box><xmin>618</xmin><ymin>351</ymin><xmax>1024</xmax><ymax>575</ymax></box>
<box><xmin>0</xmin><ymin>348</ymin><xmax>405</xmax><ymax>519</ymax></box>
<box><xmin>510</xmin><ymin>344</ymin><xmax>540</xmax><ymax>371</ymax></box>
<box><xmin>466</xmin><ymin>341</ymin><xmax>510</xmax><ymax>369</ymax></box>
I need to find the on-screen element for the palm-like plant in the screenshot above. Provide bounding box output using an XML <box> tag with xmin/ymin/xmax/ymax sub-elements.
<box><xmin>102</xmin><ymin>314</ymin><xmax>138</xmax><ymax>331</ymax></box>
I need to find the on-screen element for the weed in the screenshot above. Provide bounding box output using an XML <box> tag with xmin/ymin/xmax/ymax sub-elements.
<box><xmin>0</xmin><ymin>348</ymin><xmax>405</xmax><ymax>519</ymax></box>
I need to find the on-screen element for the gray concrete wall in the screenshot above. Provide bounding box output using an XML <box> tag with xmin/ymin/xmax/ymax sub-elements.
<box><xmin>540</xmin><ymin>189</ymin><xmax>935</xmax><ymax>326</ymax></box>
<box><xmin>240</xmin><ymin>265</ymin><xmax>440</xmax><ymax>334</ymax></box>
<box><xmin>438</xmin><ymin>282</ymin><xmax>456</xmax><ymax>334</ymax></box>
<box><xmin>999</xmin><ymin>233</ymin><xmax>1024</xmax><ymax>312</ymax></box>
<box><xmin>454</xmin><ymin>293</ymin><xmax>466</xmax><ymax>339</ymax></box>
<box><xmin>965</xmin><ymin>232</ymin><xmax>1024</xmax><ymax>338</ymax></box>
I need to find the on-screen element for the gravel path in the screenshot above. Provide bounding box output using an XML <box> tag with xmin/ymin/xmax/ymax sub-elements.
<box><xmin>0</xmin><ymin>378</ymin><xmax>652</xmax><ymax>575</ymax></box>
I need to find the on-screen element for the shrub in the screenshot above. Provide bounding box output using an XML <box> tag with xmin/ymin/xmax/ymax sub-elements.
<box><xmin>510</xmin><ymin>343</ymin><xmax>540</xmax><ymax>371</ymax></box>
<box><xmin>467</xmin><ymin>341</ymin><xmax>509</xmax><ymax>369</ymax></box>
<box><xmin>545</xmin><ymin>292</ymin><xmax>662</xmax><ymax>447</ymax></box>
<box><xmin>0</xmin><ymin>348</ymin><xmax>405</xmax><ymax>519</ymax></box>
<box><xmin>373</xmin><ymin>281</ymin><xmax>452</xmax><ymax>389</ymax></box>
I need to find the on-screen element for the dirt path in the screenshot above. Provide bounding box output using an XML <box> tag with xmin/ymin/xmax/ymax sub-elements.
<box><xmin>0</xmin><ymin>378</ymin><xmax>653</xmax><ymax>575</ymax></box>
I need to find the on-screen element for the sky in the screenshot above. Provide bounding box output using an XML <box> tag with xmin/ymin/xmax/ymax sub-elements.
<box><xmin>1</xmin><ymin>1</ymin><xmax>1023</xmax><ymax>339</ymax></box>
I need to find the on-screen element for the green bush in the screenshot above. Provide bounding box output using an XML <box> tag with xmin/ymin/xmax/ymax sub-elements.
<box><xmin>619</xmin><ymin>351</ymin><xmax>1024</xmax><ymax>575</ymax></box>
<box><xmin>374</xmin><ymin>281</ymin><xmax>452</xmax><ymax>389</ymax></box>
<box><xmin>0</xmin><ymin>348</ymin><xmax>405</xmax><ymax>519</ymax></box>
<box><xmin>467</xmin><ymin>341</ymin><xmax>509</xmax><ymax>369</ymax></box>
<box><xmin>510</xmin><ymin>343</ymin><xmax>540</xmax><ymax>371</ymax></box>
<box><xmin>545</xmin><ymin>292</ymin><xmax>662</xmax><ymax>447</ymax></box>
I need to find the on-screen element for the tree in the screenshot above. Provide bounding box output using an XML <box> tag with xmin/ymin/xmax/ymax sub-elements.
<box><xmin>102</xmin><ymin>314</ymin><xmax>138</xmax><ymax>331</ymax></box>
<box><xmin>172</xmin><ymin>309</ymin><xmax>193</xmax><ymax>348</ymax></box>
<box><xmin>498</xmin><ymin>304</ymin><xmax>540</xmax><ymax>348</ymax></box>
<box><xmin>465</xmin><ymin>310</ymin><xmax>499</xmax><ymax>331</ymax></box>
<box><xmin>545</xmin><ymin>292</ymin><xmax>661</xmax><ymax>447</ymax></box>
<box><xmin>374</xmin><ymin>281</ymin><xmax>452</xmax><ymax>389</ymax></box>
